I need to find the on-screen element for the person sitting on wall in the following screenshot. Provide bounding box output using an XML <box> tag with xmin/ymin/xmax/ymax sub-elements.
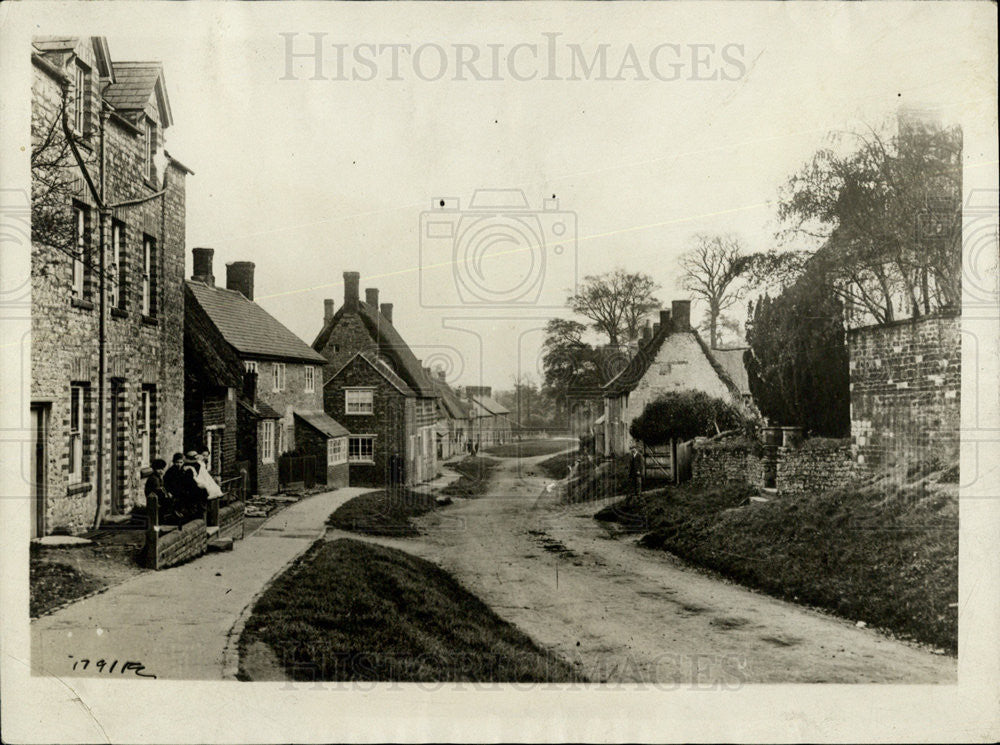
<box><xmin>144</xmin><ymin>458</ymin><xmax>169</xmax><ymax>525</ymax></box>
<box><xmin>161</xmin><ymin>452</ymin><xmax>187</xmax><ymax>523</ymax></box>
<box><xmin>196</xmin><ymin>449</ymin><xmax>224</xmax><ymax>499</ymax></box>
<box><xmin>175</xmin><ymin>452</ymin><xmax>209</xmax><ymax>524</ymax></box>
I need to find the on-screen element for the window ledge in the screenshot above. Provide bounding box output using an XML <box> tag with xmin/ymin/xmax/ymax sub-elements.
<box><xmin>348</xmin><ymin>460</ymin><xmax>376</xmax><ymax>465</ymax></box>
<box><xmin>141</xmin><ymin>315</ymin><xmax>158</xmax><ymax>327</ymax></box>
<box><xmin>110</xmin><ymin>307</ymin><xmax>128</xmax><ymax>320</ymax></box>
<box><xmin>67</xmin><ymin>482</ymin><xmax>92</xmax><ymax>496</ymax></box>
<box><xmin>71</xmin><ymin>297</ymin><xmax>94</xmax><ymax>311</ymax></box>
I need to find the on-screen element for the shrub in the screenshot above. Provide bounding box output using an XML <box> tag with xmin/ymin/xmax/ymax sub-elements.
<box><xmin>629</xmin><ymin>390</ymin><xmax>744</xmax><ymax>446</ymax></box>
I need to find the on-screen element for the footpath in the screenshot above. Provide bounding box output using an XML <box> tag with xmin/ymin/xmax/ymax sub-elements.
<box><xmin>31</xmin><ymin>486</ymin><xmax>368</xmax><ymax>681</ymax></box>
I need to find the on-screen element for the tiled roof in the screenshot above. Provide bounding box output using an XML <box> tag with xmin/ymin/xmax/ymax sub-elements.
<box><xmin>313</xmin><ymin>301</ymin><xmax>437</xmax><ymax>397</ymax></box>
<box><xmin>294</xmin><ymin>409</ymin><xmax>350</xmax><ymax>439</ymax></box>
<box><xmin>239</xmin><ymin>398</ymin><xmax>282</xmax><ymax>420</ymax></box>
<box><xmin>186</xmin><ymin>280</ymin><xmax>326</xmax><ymax>364</ymax></box>
<box><xmin>327</xmin><ymin>351</ymin><xmax>416</xmax><ymax>397</ymax></box>
<box><xmin>431</xmin><ymin>378</ymin><xmax>471</xmax><ymax>420</ymax></box>
<box><xmin>472</xmin><ymin>395</ymin><xmax>510</xmax><ymax>416</ymax></box>
<box><xmin>101</xmin><ymin>63</ymin><xmax>161</xmax><ymax>110</ymax></box>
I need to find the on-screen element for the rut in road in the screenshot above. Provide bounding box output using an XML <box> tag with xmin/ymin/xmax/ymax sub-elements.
<box><xmin>327</xmin><ymin>449</ymin><xmax>956</xmax><ymax>684</ymax></box>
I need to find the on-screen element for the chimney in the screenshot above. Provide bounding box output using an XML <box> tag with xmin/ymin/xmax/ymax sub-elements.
<box><xmin>226</xmin><ymin>261</ymin><xmax>255</xmax><ymax>301</ymax></box>
<box><xmin>436</xmin><ymin>369</ymin><xmax>446</xmax><ymax>382</ymax></box>
<box><xmin>652</xmin><ymin>322</ymin><xmax>660</xmax><ymax>336</ymax></box>
<box><xmin>659</xmin><ymin>309</ymin><xmax>673</xmax><ymax>333</ymax></box>
<box><xmin>641</xmin><ymin>320</ymin><xmax>652</xmax><ymax>342</ymax></box>
<box><xmin>671</xmin><ymin>300</ymin><xmax>691</xmax><ymax>331</ymax></box>
<box><xmin>380</xmin><ymin>303</ymin><xmax>393</xmax><ymax>324</ymax></box>
<box><xmin>192</xmin><ymin>247</ymin><xmax>214</xmax><ymax>286</ymax></box>
<box><xmin>422</xmin><ymin>365</ymin><xmax>433</xmax><ymax>380</ymax></box>
<box><xmin>365</xmin><ymin>288</ymin><xmax>379</xmax><ymax>309</ymax></box>
<box><xmin>324</xmin><ymin>298</ymin><xmax>335</xmax><ymax>324</ymax></box>
<box><xmin>344</xmin><ymin>271</ymin><xmax>360</xmax><ymax>311</ymax></box>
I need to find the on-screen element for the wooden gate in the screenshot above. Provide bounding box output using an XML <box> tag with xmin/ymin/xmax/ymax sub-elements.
<box><xmin>642</xmin><ymin>443</ymin><xmax>674</xmax><ymax>480</ymax></box>
<box><xmin>279</xmin><ymin>455</ymin><xmax>316</xmax><ymax>490</ymax></box>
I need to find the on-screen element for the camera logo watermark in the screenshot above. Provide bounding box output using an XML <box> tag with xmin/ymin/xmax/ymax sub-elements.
<box><xmin>280</xmin><ymin>33</ymin><xmax>748</xmax><ymax>83</ymax></box>
<box><xmin>419</xmin><ymin>189</ymin><xmax>577</xmax><ymax>309</ymax></box>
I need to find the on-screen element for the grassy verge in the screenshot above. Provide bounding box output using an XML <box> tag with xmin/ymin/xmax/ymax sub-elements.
<box><xmin>595</xmin><ymin>478</ymin><xmax>958</xmax><ymax>652</ymax></box>
<box><xmin>239</xmin><ymin>538</ymin><xmax>584</xmax><ymax>682</ymax></box>
<box><xmin>536</xmin><ymin>451</ymin><xmax>579</xmax><ymax>480</ymax></box>
<box><xmin>327</xmin><ymin>488</ymin><xmax>438</xmax><ymax>537</ymax></box>
<box><xmin>440</xmin><ymin>456</ymin><xmax>501</xmax><ymax>499</ymax></box>
<box><xmin>30</xmin><ymin>561</ymin><xmax>106</xmax><ymax>617</ymax></box>
<box><xmin>483</xmin><ymin>439</ymin><xmax>577</xmax><ymax>458</ymax></box>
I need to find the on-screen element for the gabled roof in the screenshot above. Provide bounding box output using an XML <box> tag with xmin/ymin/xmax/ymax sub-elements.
<box><xmin>239</xmin><ymin>398</ymin><xmax>281</xmax><ymax>420</ymax></box>
<box><xmin>101</xmin><ymin>61</ymin><xmax>173</xmax><ymax>127</ymax></box>
<box><xmin>184</xmin><ymin>284</ymin><xmax>243</xmax><ymax>389</ymax></box>
<box><xmin>710</xmin><ymin>348</ymin><xmax>751</xmax><ymax>396</ymax></box>
<box><xmin>603</xmin><ymin>324</ymin><xmax>742</xmax><ymax>399</ymax></box>
<box><xmin>186</xmin><ymin>280</ymin><xmax>326</xmax><ymax>364</ymax></box>
<box><xmin>294</xmin><ymin>409</ymin><xmax>350</xmax><ymax>439</ymax></box>
<box><xmin>313</xmin><ymin>301</ymin><xmax>437</xmax><ymax>397</ymax></box>
<box><xmin>472</xmin><ymin>395</ymin><xmax>510</xmax><ymax>416</ymax></box>
<box><xmin>327</xmin><ymin>351</ymin><xmax>416</xmax><ymax>397</ymax></box>
<box><xmin>431</xmin><ymin>377</ymin><xmax>471</xmax><ymax>420</ymax></box>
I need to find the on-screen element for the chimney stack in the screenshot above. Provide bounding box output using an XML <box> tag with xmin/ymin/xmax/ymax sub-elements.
<box><xmin>192</xmin><ymin>247</ymin><xmax>215</xmax><ymax>286</ymax></box>
<box><xmin>671</xmin><ymin>300</ymin><xmax>691</xmax><ymax>331</ymax></box>
<box><xmin>641</xmin><ymin>320</ymin><xmax>652</xmax><ymax>342</ymax></box>
<box><xmin>226</xmin><ymin>261</ymin><xmax>255</xmax><ymax>301</ymax></box>
<box><xmin>652</xmin><ymin>322</ymin><xmax>660</xmax><ymax>336</ymax></box>
<box><xmin>659</xmin><ymin>309</ymin><xmax>673</xmax><ymax>333</ymax></box>
<box><xmin>436</xmin><ymin>369</ymin><xmax>446</xmax><ymax>382</ymax></box>
<box><xmin>380</xmin><ymin>303</ymin><xmax>393</xmax><ymax>324</ymax></box>
<box><xmin>344</xmin><ymin>271</ymin><xmax>360</xmax><ymax>311</ymax></box>
<box><xmin>365</xmin><ymin>288</ymin><xmax>379</xmax><ymax>308</ymax></box>
<box><xmin>324</xmin><ymin>298</ymin><xmax>335</xmax><ymax>324</ymax></box>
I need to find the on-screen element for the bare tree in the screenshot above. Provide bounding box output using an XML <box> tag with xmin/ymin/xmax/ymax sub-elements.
<box><xmin>567</xmin><ymin>270</ymin><xmax>660</xmax><ymax>346</ymax></box>
<box><xmin>679</xmin><ymin>234</ymin><xmax>750</xmax><ymax>349</ymax></box>
<box><xmin>31</xmin><ymin>96</ymin><xmax>78</xmax><ymax>259</ymax></box>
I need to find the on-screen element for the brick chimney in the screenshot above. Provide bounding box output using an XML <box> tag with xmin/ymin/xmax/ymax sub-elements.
<box><xmin>641</xmin><ymin>320</ymin><xmax>652</xmax><ymax>342</ymax></box>
<box><xmin>671</xmin><ymin>300</ymin><xmax>691</xmax><ymax>331</ymax></box>
<box><xmin>659</xmin><ymin>308</ymin><xmax>673</xmax><ymax>333</ymax></box>
<box><xmin>436</xmin><ymin>369</ymin><xmax>446</xmax><ymax>382</ymax></box>
<box><xmin>380</xmin><ymin>303</ymin><xmax>393</xmax><ymax>324</ymax></box>
<box><xmin>344</xmin><ymin>271</ymin><xmax>360</xmax><ymax>311</ymax></box>
<box><xmin>226</xmin><ymin>261</ymin><xmax>255</xmax><ymax>301</ymax></box>
<box><xmin>365</xmin><ymin>288</ymin><xmax>379</xmax><ymax>308</ymax></box>
<box><xmin>324</xmin><ymin>299</ymin><xmax>335</xmax><ymax>324</ymax></box>
<box><xmin>652</xmin><ymin>322</ymin><xmax>660</xmax><ymax>336</ymax></box>
<box><xmin>192</xmin><ymin>247</ymin><xmax>214</xmax><ymax>286</ymax></box>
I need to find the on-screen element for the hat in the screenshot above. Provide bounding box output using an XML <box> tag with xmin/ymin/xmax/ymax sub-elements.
<box><xmin>185</xmin><ymin>450</ymin><xmax>200</xmax><ymax>461</ymax></box>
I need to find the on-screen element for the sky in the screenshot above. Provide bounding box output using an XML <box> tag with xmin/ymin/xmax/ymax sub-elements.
<box><xmin>99</xmin><ymin>2</ymin><xmax>991</xmax><ymax>390</ymax></box>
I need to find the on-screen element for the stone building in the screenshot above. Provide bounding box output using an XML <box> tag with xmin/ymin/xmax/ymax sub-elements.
<box><xmin>460</xmin><ymin>386</ymin><xmax>511</xmax><ymax>449</ymax></box>
<box><xmin>185</xmin><ymin>250</ymin><xmax>347</xmax><ymax>494</ymax></box>
<box><xmin>30</xmin><ymin>37</ymin><xmax>191</xmax><ymax>536</ymax></box>
<box><xmin>601</xmin><ymin>300</ymin><xmax>746</xmax><ymax>456</ymax></box>
<box><xmin>313</xmin><ymin>273</ymin><xmax>439</xmax><ymax>485</ymax></box>
<box><xmin>429</xmin><ymin>370</ymin><xmax>471</xmax><ymax>460</ymax></box>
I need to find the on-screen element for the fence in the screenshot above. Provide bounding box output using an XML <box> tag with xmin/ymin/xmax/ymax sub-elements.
<box><xmin>279</xmin><ymin>454</ymin><xmax>317</xmax><ymax>491</ymax></box>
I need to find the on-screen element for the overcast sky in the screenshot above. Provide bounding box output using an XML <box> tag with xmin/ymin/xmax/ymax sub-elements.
<box><xmin>101</xmin><ymin>3</ymin><xmax>990</xmax><ymax>390</ymax></box>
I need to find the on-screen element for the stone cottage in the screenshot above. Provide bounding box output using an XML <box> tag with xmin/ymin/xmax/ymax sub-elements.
<box><xmin>185</xmin><ymin>250</ymin><xmax>348</xmax><ymax>494</ymax></box>
<box><xmin>602</xmin><ymin>300</ymin><xmax>746</xmax><ymax>456</ymax></box>
<box><xmin>30</xmin><ymin>37</ymin><xmax>191</xmax><ymax>536</ymax></box>
<box><xmin>312</xmin><ymin>273</ymin><xmax>439</xmax><ymax>486</ymax></box>
<box><xmin>460</xmin><ymin>386</ymin><xmax>512</xmax><ymax>449</ymax></box>
<box><xmin>429</xmin><ymin>369</ymin><xmax>471</xmax><ymax>460</ymax></box>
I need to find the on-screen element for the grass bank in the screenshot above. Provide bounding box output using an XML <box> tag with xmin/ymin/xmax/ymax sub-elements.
<box><xmin>484</xmin><ymin>439</ymin><xmax>577</xmax><ymax>458</ymax></box>
<box><xmin>595</xmin><ymin>477</ymin><xmax>958</xmax><ymax>652</ymax></box>
<box><xmin>327</xmin><ymin>488</ymin><xmax>437</xmax><ymax>537</ymax></box>
<box><xmin>440</xmin><ymin>455</ymin><xmax>501</xmax><ymax>499</ymax></box>
<box><xmin>536</xmin><ymin>450</ymin><xmax>579</xmax><ymax>480</ymax></box>
<box><xmin>239</xmin><ymin>538</ymin><xmax>584</xmax><ymax>682</ymax></box>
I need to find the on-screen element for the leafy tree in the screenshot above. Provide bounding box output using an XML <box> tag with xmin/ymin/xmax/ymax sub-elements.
<box><xmin>567</xmin><ymin>269</ymin><xmax>660</xmax><ymax>346</ymax></box>
<box><xmin>778</xmin><ymin>119</ymin><xmax>962</xmax><ymax>324</ymax></box>
<box><xmin>744</xmin><ymin>269</ymin><xmax>850</xmax><ymax>436</ymax></box>
<box><xmin>629</xmin><ymin>390</ymin><xmax>744</xmax><ymax>446</ymax></box>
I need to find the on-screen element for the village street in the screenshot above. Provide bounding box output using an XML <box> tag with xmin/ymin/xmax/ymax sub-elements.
<box><xmin>329</xmin><ymin>449</ymin><xmax>957</xmax><ymax>685</ymax></box>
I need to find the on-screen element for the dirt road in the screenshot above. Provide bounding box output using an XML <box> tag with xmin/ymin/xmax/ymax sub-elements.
<box><xmin>328</xmin><ymin>451</ymin><xmax>956</xmax><ymax>684</ymax></box>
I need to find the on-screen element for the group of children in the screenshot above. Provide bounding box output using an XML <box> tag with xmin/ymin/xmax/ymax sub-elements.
<box><xmin>143</xmin><ymin>450</ymin><xmax>223</xmax><ymax>525</ymax></box>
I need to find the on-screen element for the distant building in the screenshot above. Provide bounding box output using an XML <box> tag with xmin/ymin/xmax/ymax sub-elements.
<box><xmin>313</xmin><ymin>274</ymin><xmax>438</xmax><ymax>485</ymax></box>
<box><xmin>428</xmin><ymin>369</ymin><xmax>471</xmax><ymax>460</ymax></box>
<box><xmin>186</xmin><ymin>250</ymin><xmax>347</xmax><ymax>494</ymax></box>
<box><xmin>460</xmin><ymin>386</ymin><xmax>512</xmax><ymax>448</ymax></box>
<box><xmin>602</xmin><ymin>300</ymin><xmax>746</xmax><ymax>456</ymax></box>
<box><xmin>30</xmin><ymin>37</ymin><xmax>191</xmax><ymax>536</ymax></box>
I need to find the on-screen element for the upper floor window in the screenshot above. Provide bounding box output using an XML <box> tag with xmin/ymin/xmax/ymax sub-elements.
<box><xmin>72</xmin><ymin>62</ymin><xmax>88</xmax><ymax>135</ymax></box>
<box><xmin>345</xmin><ymin>389</ymin><xmax>374</xmax><ymax>415</ymax></box>
<box><xmin>244</xmin><ymin>360</ymin><xmax>258</xmax><ymax>374</ymax></box>
<box><xmin>272</xmin><ymin>362</ymin><xmax>286</xmax><ymax>392</ymax></box>
<box><xmin>72</xmin><ymin>203</ymin><xmax>88</xmax><ymax>300</ymax></box>
<box><xmin>141</xmin><ymin>235</ymin><xmax>156</xmax><ymax>317</ymax></box>
<box><xmin>304</xmin><ymin>366</ymin><xmax>315</xmax><ymax>393</ymax></box>
<box><xmin>110</xmin><ymin>219</ymin><xmax>126</xmax><ymax>310</ymax></box>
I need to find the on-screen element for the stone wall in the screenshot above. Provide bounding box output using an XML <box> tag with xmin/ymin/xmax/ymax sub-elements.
<box><xmin>848</xmin><ymin>313</ymin><xmax>961</xmax><ymax>478</ymax></box>
<box><xmin>147</xmin><ymin>520</ymin><xmax>208</xmax><ymax>570</ymax></box>
<box><xmin>31</xmin><ymin>48</ymin><xmax>186</xmax><ymax>535</ymax></box>
<box><xmin>217</xmin><ymin>501</ymin><xmax>246</xmax><ymax>541</ymax></box>
<box><xmin>691</xmin><ymin>439</ymin><xmax>763</xmax><ymax>488</ymax></box>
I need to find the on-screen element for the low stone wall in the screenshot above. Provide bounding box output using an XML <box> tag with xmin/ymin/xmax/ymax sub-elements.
<box><xmin>148</xmin><ymin>519</ymin><xmax>208</xmax><ymax>570</ymax></box>
<box><xmin>692</xmin><ymin>437</ymin><xmax>856</xmax><ymax>496</ymax></box>
<box><xmin>218</xmin><ymin>500</ymin><xmax>246</xmax><ymax>541</ymax></box>
<box><xmin>774</xmin><ymin>441</ymin><xmax>856</xmax><ymax>495</ymax></box>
